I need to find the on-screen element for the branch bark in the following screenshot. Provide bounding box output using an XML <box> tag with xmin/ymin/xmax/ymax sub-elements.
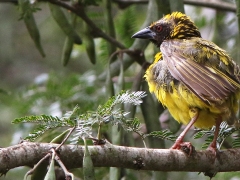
<box><xmin>1</xmin><ymin>141</ymin><xmax>240</xmax><ymax>175</ymax></box>
<box><xmin>113</xmin><ymin>0</ymin><xmax>236</xmax><ymax>12</ymax></box>
<box><xmin>184</xmin><ymin>0</ymin><xmax>236</xmax><ymax>12</ymax></box>
<box><xmin>1</xmin><ymin>0</ymin><xmax>237</xmax><ymax>12</ymax></box>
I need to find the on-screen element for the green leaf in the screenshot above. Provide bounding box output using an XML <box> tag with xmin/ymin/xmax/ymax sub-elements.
<box><xmin>44</xmin><ymin>153</ymin><xmax>56</xmax><ymax>180</ymax></box>
<box><xmin>82</xmin><ymin>0</ymin><xmax>101</xmax><ymax>6</ymax></box>
<box><xmin>232</xmin><ymin>136</ymin><xmax>240</xmax><ymax>148</ymax></box>
<box><xmin>193</xmin><ymin>122</ymin><xmax>240</xmax><ymax>149</ymax></box>
<box><xmin>13</xmin><ymin>91</ymin><xmax>147</xmax><ymax>143</ymax></box>
<box><xmin>83</xmin><ymin>138</ymin><xmax>95</xmax><ymax>180</ymax></box>
<box><xmin>18</xmin><ymin>0</ymin><xmax>45</xmax><ymax>57</ymax></box>
<box><xmin>12</xmin><ymin>106</ymin><xmax>78</xmax><ymax>141</ymax></box>
<box><xmin>115</xmin><ymin>5</ymin><xmax>137</xmax><ymax>47</ymax></box>
<box><xmin>148</xmin><ymin>130</ymin><xmax>177</xmax><ymax>142</ymax></box>
<box><xmin>48</xmin><ymin>3</ymin><xmax>82</xmax><ymax>44</ymax></box>
<box><xmin>50</xmin><ymin>128</ymin><xmax>71</xmax><ymax>143</ymax></box>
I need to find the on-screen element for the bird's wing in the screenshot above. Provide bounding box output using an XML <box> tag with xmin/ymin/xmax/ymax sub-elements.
<box><xmin>161</xmin><ymin>38</ymin><xmax>240</xmax><ymax>104</ymax></box>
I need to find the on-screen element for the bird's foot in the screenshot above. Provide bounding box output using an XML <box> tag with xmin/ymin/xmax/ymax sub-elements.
<box><xmin>171</xmin><ymin>141</ymin><xmax>195</xmax><ymax>156</ymax></box>
<box><xmin>207</xmin><ymin>142</ymin><xmax>218</xmax><ymax>158</ymax></box>
<box><xmin>206</xmin><ymin>118</ymin><xmax>221</xmax><ymax>158</ymax></box>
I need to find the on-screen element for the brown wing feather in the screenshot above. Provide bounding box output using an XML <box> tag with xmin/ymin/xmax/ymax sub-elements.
<box><xmin>161</xmin><ymin>39</ymin><xmax>240</xmax><ymax>104</ymax></box>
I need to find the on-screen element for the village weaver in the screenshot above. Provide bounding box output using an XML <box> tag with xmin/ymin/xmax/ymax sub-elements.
<box><xmin>132</xmin><ymin>12</ymin><xmax>240</xmax><ymax>153</ymax></box>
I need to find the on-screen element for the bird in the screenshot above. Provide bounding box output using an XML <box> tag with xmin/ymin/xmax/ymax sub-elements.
<box><xmin>132</xmin><ymin>12</ymin><xmax>240</xmax><ymax>154</ymax></box>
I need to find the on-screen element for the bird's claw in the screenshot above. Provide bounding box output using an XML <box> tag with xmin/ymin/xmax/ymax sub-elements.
<box><xmin>207</xmin><ymin>143</ymin><xmax>218</xmax><ymax>158</ymax></box>
<box><xmin>171</xmin><ymin>141</ymin><xmax>195</xmax><ymax>156</ymax></box>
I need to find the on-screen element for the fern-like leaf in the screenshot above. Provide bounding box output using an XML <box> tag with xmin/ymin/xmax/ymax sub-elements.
<box><xmin>71</xmin><ymin>91</ymin><xmax>146</xmax><ymax>142</ymax></box>
<box><xmin>115</xmin><ymin>5</ymin><xmax>138</xmax><ymax>47</ymax></box>
<box><xmin>194</xmin><ymin>122</ymin><xmax>239</xmax><ymax>149</ymax></box>
<box><xmin>12</xmin><ymin>114</ymin><xmax>61</xmax><ymax>124</ymax></box>
<box><xmin>25</xmin><ymin>124</ymin><xmax>51</xmax><ymax>141</ymax></box>
<box><xmin>123</xmin><ymin>118</ymin><xmax>141</xmax><ymax>132</ymax></box>
<box><xmin>12</xmin><ymin>105</ymin><xmax>79</xmax><ymax>141</ymax></box>
<box><xmin>232</xmin><ymin>136</ymin><xmax>240</xmax><ymax>148</ymax></box>
<box><xmin>61</xmin><ymin>105</ymin><xmax>80</xmax><ymax>126</ymax></box>
<box><xmin>114</xmin><ymin>91</ymin><xmax>147</xmax><ymax>106</ymax></box>
<box><xmin>148</xmin><ymin>130</ymin><xmax>177</xmax><ymax>142</ymax></box>
<box><xmin>13</xmin><ymin>91</ymin><xmax>147</xmax><ymax>143</ymax></box>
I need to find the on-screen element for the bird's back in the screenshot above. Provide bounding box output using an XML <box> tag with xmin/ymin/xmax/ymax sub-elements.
<box><xmin>145</xmin><ymin>37</ymin><xmax>240</xmax><ymax>128</ymax></box>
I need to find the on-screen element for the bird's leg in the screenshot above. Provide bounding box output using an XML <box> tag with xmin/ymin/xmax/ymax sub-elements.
<box><xmin>207</xmin><ymin>118</ymin><xmax>221</xmax><ymax>155</ymax></box>
<box><xmin>171</xmin><ymin>109</ymin><xmax>199</xmax><ymax>155</ymax></box>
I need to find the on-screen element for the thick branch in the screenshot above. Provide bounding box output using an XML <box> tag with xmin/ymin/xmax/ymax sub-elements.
<box><xmin>1</xmin><ymin>142</ymin><xmax>240</xmax><ymax>174</ymax></box>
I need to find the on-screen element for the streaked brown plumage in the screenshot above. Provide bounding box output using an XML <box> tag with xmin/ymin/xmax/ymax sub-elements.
<box><xmin>132</xmin><ymin>12</ymin><xmax>240</xmax><ymax>153</ymax></box>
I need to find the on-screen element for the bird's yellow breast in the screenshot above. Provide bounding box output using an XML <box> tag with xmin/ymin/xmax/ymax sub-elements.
<box><xmin>145</xmin><ymin>52</ymin><xmax>239</xmax><ymax>129</ymax></box>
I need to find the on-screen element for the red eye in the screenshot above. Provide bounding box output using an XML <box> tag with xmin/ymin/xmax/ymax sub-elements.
<box><xmin>156</xmin><ymin>25</ymin><xmax>162</xmax><ymax>32</ymax></box>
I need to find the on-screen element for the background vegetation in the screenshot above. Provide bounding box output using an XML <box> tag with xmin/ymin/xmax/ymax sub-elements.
<box><xmin>0</xmin><ymin>0</ymin><xmax>240</xmax><ymax>179</ymax></box>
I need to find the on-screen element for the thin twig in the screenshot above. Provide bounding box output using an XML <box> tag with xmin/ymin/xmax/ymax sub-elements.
<box><xmin>46</xmin><ymin>0</ymin><xmax>126</xmax><ymax>49</ymax></box>
<box><xmin>55</xmin><ymin>153</ymin><xmax>74</xmax><ymax>179</ymax></box>
<box><xmin>108</xmin><ymin>49</ymin><xmax>146</xmax><ymax>67</ymax></box>
<box><xmin>184</xmin><ymin>0</ymin><xmax>236</xmax><ymax>12</ymax></box>
<box><xmin>25</xmin><ymin>127</ymin><xmax>75</xmax><ymax>176</ymax></box>
<box><xmin>56</xmin><ymin>126</ymin><xmax>76</xmax><ymax>151</ymax></box>
<box><xmin>50</xmin><ymin>148</ymin><xmax>56</xmax><ymax>158</ymax></box>
<box><xmin>97</xmin><ymin>123</ymin><xmax>101</xmax><ymax>140</ymax></box>
<box><xmin>25</xmin><ymin>153</ymin><xmax>50</xmax><ymax>176</ymax></box>
<box><xmin>108</xmin><ymin>49</ymin><xmax>136</xmax><ymax>63</ymax></box>
<box><xmin>141</xmin><ymin>135</ymin><xmax>147</xmax><ymax>148</ymax></box>
<box><xmin>1</xmin><ymin>0</ymin><xmax>237</xmax><ymax>12</ymax></box>
<box><xmin>113</xmin><ymin>0</ymin><xmax>236</xmax><ymax>12</ymax></box>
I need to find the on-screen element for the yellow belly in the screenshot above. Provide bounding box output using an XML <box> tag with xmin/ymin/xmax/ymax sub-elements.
<box><xmin>145</xmin><ymin>64</ymin><xmax>239</xmax><ymax>129</ymax></box>
<box><xmin>155</xmin><ymin>83</ymin><xmax>218</xmax><ymax>128</ymax></box>
<box><xmin>153</xmin><ymin>80</ymin><xmax>218</xmax><ymax>128</ymax></box>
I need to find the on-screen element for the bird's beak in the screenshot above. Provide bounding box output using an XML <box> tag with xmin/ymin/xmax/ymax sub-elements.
<box><xmin>132</xmin><ymin>27</ymin><xmax>155</xmax><ymax>39</ymax></box>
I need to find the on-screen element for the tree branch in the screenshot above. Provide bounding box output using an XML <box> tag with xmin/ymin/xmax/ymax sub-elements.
<box><xmin>3</xmin><ymin>0</ymin><xmax>236</xmax><ymax>12</ymax></box>
<box><xmin>46</xmin><ymin>0</ymin><xmax>126</xmax><ymax>50</ymax></box>
<box><xmin>184</xmin><ymin>0</ymin><xmax>236</xmax><ymax>12</ymax></box>
<box><xmin>1</xmin><ymin>141</ymin><xmax>240</xmax><ymax>175</ymax></box>
<box><xmin>113</xmin><ymin>0</ymin><xmax>236</xmax><ymax>12</ymax></box>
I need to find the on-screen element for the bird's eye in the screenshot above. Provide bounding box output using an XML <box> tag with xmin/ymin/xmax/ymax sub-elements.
<box><xmin>156</xmin><ymin>25</ymin><xmax>163</xmax><ymax>32</ymax></box>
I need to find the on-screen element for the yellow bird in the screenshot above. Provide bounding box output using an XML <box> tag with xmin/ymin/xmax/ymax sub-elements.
<box><xmin>132</xmin><ymin>12</ymin><xmax>240</xmax><ymax>153</ymax></box>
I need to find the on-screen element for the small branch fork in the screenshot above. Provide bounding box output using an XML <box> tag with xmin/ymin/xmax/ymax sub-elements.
<box><xmin>55</xmin><ymin>127</ymin><xmax>76</xmax><ymax>151</ymax></box>
<box><xmin>54</xmin><ymin>150</ymin><xmax>74</xmax><ymax>180</ymax></box>
<box><xmin>108</xmin><ymin>49</ymin><xmax>149</xmax><ymax>69</ymax></box>
<box><xmin>24</xmin><ymin>127</ymin><xmax>75</xmax><ymax>179</ymax></box>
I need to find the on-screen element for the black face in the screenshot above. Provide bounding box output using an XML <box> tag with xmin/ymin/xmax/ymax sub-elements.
<box><xmin>132</xmin><ymin>22</ymin><xmax>172</xmax><ymax>47</ymax></box>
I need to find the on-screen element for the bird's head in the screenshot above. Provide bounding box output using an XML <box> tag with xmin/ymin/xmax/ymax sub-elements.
<box><xmin>132</xmin><ymin>12</ymin><xmax>201</xmax><ymax>47</ymax></box>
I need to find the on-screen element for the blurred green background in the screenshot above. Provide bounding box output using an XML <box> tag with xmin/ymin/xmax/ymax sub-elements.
<box><xmin>0</xmin><ymin>0</ymin><xmax>240</xmax><ymax>179</ymax></box>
